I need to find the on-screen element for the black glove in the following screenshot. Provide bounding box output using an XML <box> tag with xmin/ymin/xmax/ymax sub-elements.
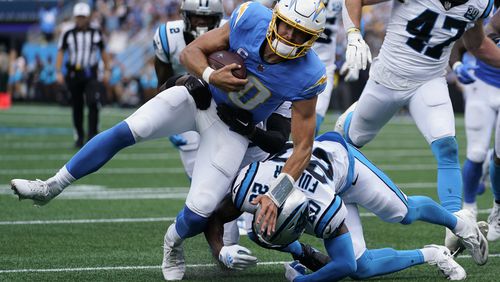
<box><xmin>217</xmin><ymin>104</ymin><xmax>255</xmax><ymax>136</ymax></box>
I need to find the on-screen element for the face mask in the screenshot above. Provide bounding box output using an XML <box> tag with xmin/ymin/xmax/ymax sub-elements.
<box><xmin>272</xmin><ymin>38</ymin><xmax>297</xmax><ymax>57</ymax></box>
<box><xmin>193</xmin><ymin>26</ymin><xmax>209</xmax><ymax>38</ymax></box>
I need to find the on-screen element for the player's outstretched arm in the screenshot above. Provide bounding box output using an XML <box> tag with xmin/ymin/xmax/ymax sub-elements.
<box><xmin>180</xmin><ymin>22</ymin><xmax>248</xmax><ymax>92</ymax></box>
<box><xmin>462</xmin><ymin>19</ymin><xmax>500</xmax><ymax>68</ymax></box>
<box><xmin>342</xmin><ymin>0</ymin><xmax>372</xmax><ymax>70</ymax></box>
<box><xmin>204</xmin><ymin>195</ymin><xmax>257</xmax><ymax>270</ymax></box>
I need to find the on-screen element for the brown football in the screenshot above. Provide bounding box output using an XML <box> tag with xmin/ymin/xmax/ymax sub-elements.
<box><xmin>207</xmin><ymin>50</ymin><xmax>247</xmax><ymax>79</ymax></box>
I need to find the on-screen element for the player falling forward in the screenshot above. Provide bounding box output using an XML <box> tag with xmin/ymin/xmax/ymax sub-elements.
<box><xmin>205</xmin><ymin>131</ymin><xmax>485</xmax><ymax>281</ymax></box>
<box><xmin>337</xmin><ymin>0</ymin><xmax>500</xmax><ymax>252</ymax></box>
<box><xmin>11</xmin><ymin>0</ymin><xmax>328</xmax><ymax>280</ymax></box>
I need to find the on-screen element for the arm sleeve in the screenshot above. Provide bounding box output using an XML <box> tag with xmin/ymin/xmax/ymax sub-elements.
<box><xmin>248</xmin><ymin>113</ymin><xmax>291</xmax><ymax>155</ymax></box>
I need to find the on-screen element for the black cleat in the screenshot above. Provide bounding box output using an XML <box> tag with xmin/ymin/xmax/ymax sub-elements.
<box><xmin>292</xmin><ymin>243</ymin><xmax>331</xmax><ymax>271</ymax></box>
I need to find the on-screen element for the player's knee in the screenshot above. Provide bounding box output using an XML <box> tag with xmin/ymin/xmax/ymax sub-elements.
<box><xmin>185</xmin><ymin>196</ymin><xmax>217</xmax><ymax>218</ymax></box>
<box><xmin>467</xmin><ymin>149</ymin><xmax>488</xmax><ymax>163</ymax></box>
<box><xmin>175</xmin><ymin>206</ymin><xmax>208</xmax><ymax>239</ymax></box>
<box><xmin>431</xmin><ymin>136</ymin><xmax>459</xmax><ymax>168</ymax></box>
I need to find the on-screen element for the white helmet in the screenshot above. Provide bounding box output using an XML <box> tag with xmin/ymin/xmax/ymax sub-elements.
<box><xmin>181</xmin><ymin>0</ymin><xmax>224</xmax><ymax>38</ymax></box>
<box><xmin>266</xmin><ymin>0</ymin><xmax>326</xmax><ymax>59</ymax></box>
<box><xmin>253</xmin><ymin>189</ymin><xmax>309</xmax><ymax>248</ymax></box>
<box><xmin>73</xmin><ymin>2</ymin><xmax>91</xmax><ymax>17</ymax></box>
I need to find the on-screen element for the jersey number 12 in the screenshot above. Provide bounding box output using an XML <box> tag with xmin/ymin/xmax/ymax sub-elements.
<box><xmin>406</xmin><ymin>10</ymin><xmax>467</xmax><ymax>60</ymax></box>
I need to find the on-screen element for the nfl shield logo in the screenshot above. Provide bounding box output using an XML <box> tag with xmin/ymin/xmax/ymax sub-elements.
<box><xmin>444</xmin><ymin>1</ymin><xmax>452</xmax><ymax>10</ymax></box>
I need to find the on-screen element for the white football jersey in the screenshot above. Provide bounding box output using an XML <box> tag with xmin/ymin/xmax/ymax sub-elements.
<box><xmin>153</xmin><ymin>20</ymin><xmax>190</xmax><ymax>74</ymax></box>
<box><xmin>312</xmin><ymin>0</ymin><xmax>342</xmax><ymax>68</ymax></box>
<box><xmin>376</xmin><ymin>0</ymin><xmax>492</xmax><ymax>84</ymax></box>
<box><xmin>232</xmin><ymin>135</ymin><xmax>351</xmax><ymax>238</ymax></box>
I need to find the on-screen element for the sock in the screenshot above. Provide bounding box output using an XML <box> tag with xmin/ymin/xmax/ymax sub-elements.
<box><xmin>401</xmin><ymin>196</ymin><xmax>457</xmax><ymax>230</ymax></box>
<box><xmin>66</xmin><ymin>121</ymin><xmax>136</xmax><ymax>179</ymax></box>
<box><xmin>280</xmin><ymin>241</ymin><xmax>303</xmax><ymax>257</ymax></box>
<box><xmin>420</xmin><ymin>247</ymin><xmax>437</xmax><ymax>262</ymax></box>
<box><xmin>462</xmin><ymin>159</ymin><xmax>482</xmax><ymax>204</ymax></box>
<box><xmin>452</xmin><ymin>216</ymin><xmax>467</xmax><ymax>235</ymax></box>
<box><xmin>351</xmin><ymin>248</ymin><xmax>424</xmax><ymax>279</ymax></box>
<box><xmin>174</xmin><ymin>206</ymin><xmax>209</xmax><ymax>239</ymax></box>
<box><xmin>490</xmin><ymin>160</ymin><xmax>500</xmax><ymax>202</ymax></box>
<box><xmin>463</xmin><ymin>202</ymin><xmax>477</xmax><ymax>211</ymax></box>
<box><xmin>46</xmin><ymin>166</ymin><xmax>75</xmax><ymax>191</ymax></box>
<box><xmin>431</xmin><ymin>137</ymin><xmax>462</xmax><ymax>213</ymax></box>
<box><xmin>166</xmin><ymin>223</ymin><xmax>183</xmax><ymax>246</ymax></box>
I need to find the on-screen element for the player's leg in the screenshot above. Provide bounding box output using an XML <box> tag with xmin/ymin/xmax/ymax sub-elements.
<box><xmin>462</xmin><ymin>81</ymin><xmax>496</xmax><ymax>216</ymax></box>
<box><xmin>344</xmin><ymin>79</ymin><xmax>404</xmax><ymax>147</ymax></box>
<box><xmin>168</xmin><ymin>131</ymin><xmax>200</xmax><ymax>180</ymax></box>
<box><xmin>68</xmin><ymin>78</ymin><xmax>85</xmax><ymax>147</ymax></box>
<box><xmin>315</xmin><ymin>67</ymin><xmax>334</xmax><ymax>135</ymax></box>
<box><xmin>487</xmin><ymin>109</ymin><xmax>500</xmax><ymax>241</ymax></box>
<box><xmin>11</xmin><ymin>86</ymin><xmax>197</xmax><ymax>205</ymax></box>
<box><xmin>162</xmin><ymin>102</ymin><xmax>249</xmax><ymax>280</ymax></box>
<box><xmin>345</xmin><ymin>146</ymin><xmax>488</xmax><ymax>265</ymax></box>
<box><xmin>409</xmin><ymin>77</ymin><xmax>461</xmax><ymax>213</ymax></box>
<box><xmin>85</xmin><ymin>79</ymin><xmax>101</xmax><ymax>141</ymax></box>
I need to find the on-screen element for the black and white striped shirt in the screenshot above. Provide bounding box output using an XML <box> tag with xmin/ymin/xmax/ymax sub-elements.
<box><xmin>58</xmin><ymin>25</ymin><xmax>104</xmax><ymax>70</ymax></box>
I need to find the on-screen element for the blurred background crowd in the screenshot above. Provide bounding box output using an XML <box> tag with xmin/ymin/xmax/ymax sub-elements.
<box><xmin>0</xmin><ymin>0</ymin><xmax>464</xmax><ymax>111</ymax></box>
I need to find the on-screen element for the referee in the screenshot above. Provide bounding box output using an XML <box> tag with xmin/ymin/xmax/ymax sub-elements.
<box><xmin>56</xmin><ymin>2</ymin><xmax>110</xmax><ymax>148</ymax></box>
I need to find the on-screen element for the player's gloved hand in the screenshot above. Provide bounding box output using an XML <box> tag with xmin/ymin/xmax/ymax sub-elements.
<box><xmin>284</xmin><ymin>261</ymin><xmax>306</xmax><ymax>282</ymax></box>
<box><xmin>346</xmin><ymin>28</ymin><xmax>372</xmax><ymax>71</ymax></box>
<box><xmin>340</xmin><ymin>61</ymin><xmax>360</xmax><ymax>82</ymax></box>
<box><xmin>219</xmin><ymin>245</ymin><xmax>258</xmax><ymax>270</ymax></box>
<box><xmin>453</xmin><ymin>62</ymin><xmax>477</xmax><ymax>84</ymax></box>
<box><xmin>216</xmin><ymin>104</ymin><xmax>256</xmax><ymax>136</ymax></box>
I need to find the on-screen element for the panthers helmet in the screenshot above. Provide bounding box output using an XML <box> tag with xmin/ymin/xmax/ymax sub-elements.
<box><xmin>181</xmin><ymin>0</ymin><xmax>224</xmax><ymax>38</ymax></box>
<box><xmin>253</xmin><ymin>188</ymin><xmax>309</xmax><ymax>248</ymax></box>
<box><xmin>266</xmin><ymin>0</ymin><xmax>326</xmax><ymax>59</ymax></box>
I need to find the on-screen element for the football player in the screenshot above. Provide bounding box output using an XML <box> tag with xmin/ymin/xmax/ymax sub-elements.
<box><xmin>338</xmin><ymin>0</ymin><xmax>500</xmax><ymax>252</ymax></box>
<box><xmin>451</xmin><ymin>7</ymin><xmax>500</xmax><ymax>241</ymax></box>
<box><xmin>11</xmin><ymin>0</ymin><xmax>328</xmax><ymax>280</ymax></box>
<box><xmin>205</xmin><ymin>131</ymin><xmax>483</xmax><ymax>281</ymax></box>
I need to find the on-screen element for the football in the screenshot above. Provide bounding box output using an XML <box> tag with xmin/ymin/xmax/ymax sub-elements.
<box><xmin>207</xmin><ymin>50</ymin><xmax>247</xmax><ymax>79</ymax></box>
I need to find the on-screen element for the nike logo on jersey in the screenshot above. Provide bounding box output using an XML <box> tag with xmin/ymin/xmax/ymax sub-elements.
<box><xmin>352</xmin><ymin>174</ymin><xmax>359</xmax><ymax>186</ymax></box>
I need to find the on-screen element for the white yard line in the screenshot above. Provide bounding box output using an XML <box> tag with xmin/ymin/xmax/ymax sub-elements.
<box><xmin>0</xmin><ymin>209</ymin><xmax>493</xmax><ymax>225</ymax></box>
<box><xmin>0</xmin><ymin>254</ymin><xmax>498</xmax><ymax>274</ymax></box>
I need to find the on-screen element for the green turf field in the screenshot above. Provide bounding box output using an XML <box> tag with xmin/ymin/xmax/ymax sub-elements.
<box><xmin>0</xmin><ymin>104</ymin><xmax>498</xmax><ymax>281</ymax></box>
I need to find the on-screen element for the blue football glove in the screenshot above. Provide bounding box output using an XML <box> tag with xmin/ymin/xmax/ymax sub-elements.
<box><xmin>169</xmin><ymin>134</ymin><xmax>187</xmax><ymax>148</ymax></box>
<box><xmin>453</xmin><ymin>61</ymin><xmax>478</xmax><ymax>84</ymax></box>
<box><xmin>284</xmin><ymin>261</ymin><xmax>306</xmax><ymax>282</ymax></box>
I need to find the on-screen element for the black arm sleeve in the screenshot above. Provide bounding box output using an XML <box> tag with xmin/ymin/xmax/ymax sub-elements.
<box><xmin>248</xmin><ymin>113</ymin><xmax>291</xmax><ymax>155</ymax></box>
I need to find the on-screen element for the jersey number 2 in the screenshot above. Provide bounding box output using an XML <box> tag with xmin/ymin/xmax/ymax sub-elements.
<box><xmin>406</xmin><ymin>10</ymin><xmax>467</xmax><ymax>60</ymax></box>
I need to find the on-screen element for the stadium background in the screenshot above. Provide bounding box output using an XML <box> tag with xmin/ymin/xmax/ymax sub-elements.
<box><xmin>0</xmin><ymin>1</ymin><xmax>496</xmax><ymax>281</ymax></box>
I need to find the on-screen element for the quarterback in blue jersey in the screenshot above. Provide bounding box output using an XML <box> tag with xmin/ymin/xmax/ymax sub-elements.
<box><xmin>451</xmin><ymin>7</ymin><xmax>500</xmax><ymax>242</ymax></box>
<box><xmin>11</xmin><ymin>0</ymin><xmax>327</xmax><ymax>281</ymax></box>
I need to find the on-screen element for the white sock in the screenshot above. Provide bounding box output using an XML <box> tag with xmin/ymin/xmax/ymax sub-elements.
<box><xmin>166</xmin><ymin>223</ymin><xmax>183</xmax><ymax>246</ymax></box>
<box><xmin>45</xmin><ymin>166</ymin><xmax>76</xmax><ymax>191</ymax></box>
<box><xmin>463</xmin><ymin>202</ymin><xmax>477</xmax><ymax>211</ymax></box>
<box><xmin>452</xmin><ymin>216</ymin><xmax>467</xmax><ymax>235</ymax></box>
<box><xmin>420</xmin><ymin>247</ymin><xmax>437</xmax><ymax>262</ymax></box>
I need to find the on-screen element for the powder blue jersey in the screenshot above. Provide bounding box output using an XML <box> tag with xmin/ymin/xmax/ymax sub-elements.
<box><xmin>475</xmin><ymin>39</ymin><xmax>500</xmax><ymax>88</ymax></box>
<box><xmin>209</xmin><ymin>2</ymin><xmax>327</xmax><ymax>123</ymax></box>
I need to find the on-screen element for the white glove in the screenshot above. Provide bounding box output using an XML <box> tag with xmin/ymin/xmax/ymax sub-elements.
<box><xmin>284</xmin><ymin>261</ymin><xmax>306</xmax><ymax>282</ymax></box>
<box><xmin>219</xmin><ymin>245</ymin><xmax>258</xmax><ymax>270</ymax></box>
<box><xmin>340</xmin><ymin>61</ymin><xmax>360</xmax><ymax>82</ymax></box>
<box><xmin>345</xmin><ymin>29</ymin><xmax>372</xmax><ymax>71</ymax></box>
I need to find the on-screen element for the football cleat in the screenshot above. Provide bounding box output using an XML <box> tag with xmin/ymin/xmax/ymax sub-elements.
<box><xmin>11</xmin><ymin>179</ymin><xmax>62</xmax><ymax>206</ymax></box>
<box><xmin>453</xmin><ymin>209</ymin><xmax>489</xmax><ymax>265</ymax></box>
<box><xmin>334</xmin><ymin>102</ymin><xmax>357</xmax><ymax>137</ymax></box>
<box><xmin>292</xmin><ymin>243</ymin><xmax>330</xmax><ymax>271</ymax></box>
<box><xmin>425</xmin><ymin>245</ymin><xmax>466</xmax><ymax>280</ymax></box>
<box><xmin>162</xmin><ymin>225</ymin><xmax>186</xmax><ymax>281</ymax></box>
<box><xmin>487</xmin><ymin>203</ymin><xmax>500</xmax><ymax>241</ymax></box>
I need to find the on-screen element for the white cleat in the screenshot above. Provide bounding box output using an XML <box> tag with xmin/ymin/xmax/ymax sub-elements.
<box><xmin>487</xmin><ymin>204</ymin><xmax>500</xmax><ymax>241</ymax></box>
<box><xmin>11</xmin><ymin>179</ymin><xmax>61</xmax><ymax>206</ymax></box>
<box><xmin>425</xmin><ymin>245</ymin><xmax>466</xmax><ymax>280</ymax></box>
<box><xmin>334</xmin><ymin>102</ymin><xmax>357</xmax><ymax>137</ymax></box>
<box><xmin>162</xmin><ymin>227</ymin><xmax>185</xmax><ymax>281</ymax></box>
<box><xmin>454</xmin><ymin>209</ymin><xmax>489</xmax><ymax>265</ymax></box>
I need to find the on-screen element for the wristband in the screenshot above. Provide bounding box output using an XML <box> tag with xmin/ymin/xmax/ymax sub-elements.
<box><xmin>266</xmin><ymin>173</ymin><xmax>295</xmax><ymax>207</ymax></box>
<box><xmin>346</xmin><ymin>27</ymin><xmax>361</xmax><ymax>34</ymax></box>
<box><xmin>202</xmin><ymin>66</ymin><xmax>215</xmax><ymax>84</ymax></box>
<box><xmin>452</xmin><ymin>62</ymin><xmax>462</xmax><ymax>71</ymax></box>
